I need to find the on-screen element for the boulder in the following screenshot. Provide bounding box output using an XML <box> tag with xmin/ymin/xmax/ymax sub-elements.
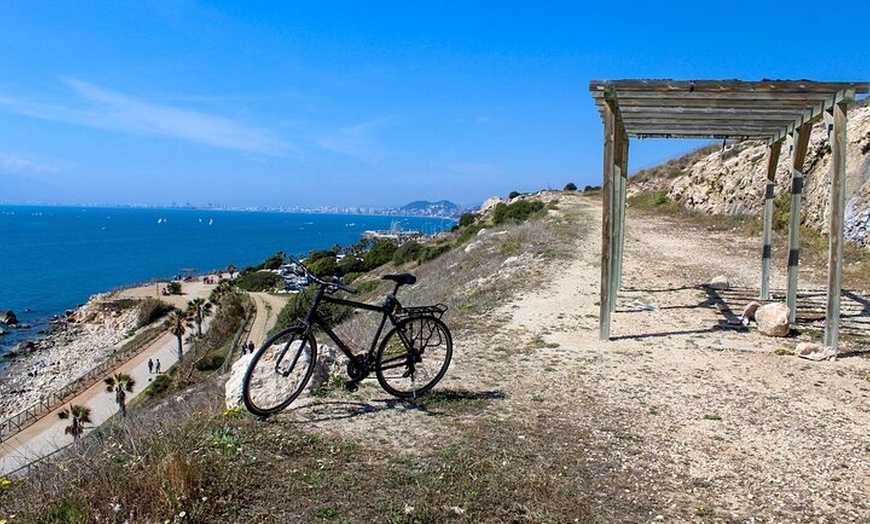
<box><xmin>708</xmin><ymin>275</ymin><xmax>730</xmax><ymax>290</ymax></box>
<box><xmin>796</xmin><ymin>342</ymin><xmax>837</xmax><ymax>361</ymax></box>
<box><xmin>224</xmin><ymin>353</ymin><xmax>255</xmax><ymax>409</ymax></box>
<box><xmin>755</xmin><ymin>303</ymin><xmax>791</xmax><ymax>337</ymax></box>
<box><xmin>2</xmin><ymin>310</ymin><xmax>18</xmax><ymax>325</ymax></box>
<box><xmin>739</xmin><ymin>301</ymin><xmax>762</xmax><ymax>325</ymax></box>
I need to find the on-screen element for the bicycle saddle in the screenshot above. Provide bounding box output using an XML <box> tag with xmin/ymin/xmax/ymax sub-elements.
<box><xmin>382</xmin><ymin>273</ymin><xmax>417</xmax><ymax>286</ymax></box>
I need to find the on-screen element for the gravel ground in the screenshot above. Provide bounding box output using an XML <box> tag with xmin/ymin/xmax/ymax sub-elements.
<box><xmin>239</xmin><ymin>193</ymin><xmax>870</xmax><ymax>522</ymax></box>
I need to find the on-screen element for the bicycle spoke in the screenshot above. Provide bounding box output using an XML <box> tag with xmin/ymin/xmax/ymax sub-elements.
<box><xmin>242</xmin><ymin>328</ymin><xmax>316</xmax><ymax>416</ymax></box>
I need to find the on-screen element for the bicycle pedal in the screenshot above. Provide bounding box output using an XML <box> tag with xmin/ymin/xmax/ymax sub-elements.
<box><xmin>345</xmin><ymin>381</ymin><xmax>359</xmax><ymax>393</ymax></box>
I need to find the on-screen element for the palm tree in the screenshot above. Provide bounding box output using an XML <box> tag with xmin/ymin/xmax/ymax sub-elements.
<box><xmin>58</xmin><ymin>404</ymin><xmax>92</xmax><ymax>440</ymax></box>
<box><xmin>209</xmin><ymin>279</ymin><xmax>234</xmax><ymax>305</ymax></box>
<box><xmin>104</xmin><ymin>372</ymin><xmax>135</xmax><ymax>417</ymax></box>
<box><xmin>165</xmin><ymin>308</ymin><xmax>193</xmax><ymax>360</ymax></box>
<box><xmin>187</xmin><ymin>298</ymin><xmax>213</xmax><ymax>337</ymax></box>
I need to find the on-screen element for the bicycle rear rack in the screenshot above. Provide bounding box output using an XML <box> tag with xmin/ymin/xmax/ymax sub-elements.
<box><xmin>395</xmin><ymin>303</ymin><xmax>448</xmax><ymax>319</ymax></box>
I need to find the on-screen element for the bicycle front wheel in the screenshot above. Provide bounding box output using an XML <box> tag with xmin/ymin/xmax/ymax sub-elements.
<box><xmin>242</xmin><ymin>327</ymin><xmax>317</xmax><ymax>417</ymax></box>
<box><xmin>375</xmin><ymin>316</ymin><xmax>452</xmax><ymax>398</ymax></box>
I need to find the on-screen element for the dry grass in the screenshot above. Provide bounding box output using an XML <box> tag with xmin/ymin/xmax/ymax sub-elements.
<box><xmin>1</xmin><ymin>191</ymin><xmax>612</xmax><ymax>524</ymax></box>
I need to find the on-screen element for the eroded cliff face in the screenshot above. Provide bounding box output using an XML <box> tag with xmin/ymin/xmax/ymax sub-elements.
<box><xmin>643</xmin><ymin>101</ymin><xmax>870</xmax><ymax>246</ymax></box>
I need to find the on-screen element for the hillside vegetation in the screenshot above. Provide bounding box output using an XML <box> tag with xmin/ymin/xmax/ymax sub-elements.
<box><xmin>0</xmin><ymin>190</ymin><xmax>594</xmax><ymax>523</ymax></box>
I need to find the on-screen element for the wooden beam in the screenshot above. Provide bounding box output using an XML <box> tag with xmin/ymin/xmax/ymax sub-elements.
<box><xmin>760</xmin><ymin>140</ymin><xmax>782</xmax><ymax>299</ymax></box>
<box><xmin>768</xmin><ymin>89</ymin><xmax>856</xmax><ymax>145</ymax></box>
<box><xmin>590</xmin><ymin>79</ymin><xmax>870</xmax><ymax>95</ymax></box>
<box><xmin>597</xmin><ymin>97</ymin><xmax>837</xmax><ymax>110</ymax></box>
<box><xmin>599</xmin><ymin>97</ymin><xmax>617</xmax><ymax>341</ymax></box>
<box><xmin>786</xmin><ymin>123</ymin><xmax>812</xmax><ymax>323</ymax></box>
<box><xmin>824</xmin><ymin>101</ymin><xmax>848</xmax><ymax>349</ymax></box>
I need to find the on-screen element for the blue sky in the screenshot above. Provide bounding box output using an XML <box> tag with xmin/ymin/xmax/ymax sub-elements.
<box><xmin>1</xmin><ymin>2</ymin><xmax>868</xmax><ymax>208</ymax></box>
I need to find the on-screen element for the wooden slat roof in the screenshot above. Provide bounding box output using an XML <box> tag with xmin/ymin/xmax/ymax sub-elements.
<box><xmin>590</xmin><ymin>79</ymin><xmax>870</xmax><ymax>142</ymax></box>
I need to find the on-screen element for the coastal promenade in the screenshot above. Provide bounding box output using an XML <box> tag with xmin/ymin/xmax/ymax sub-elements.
<box><xmin>0</xmin><ymin>284</ymin><xmax>289</xmax><ymax>476</ymax></box>
<box><xmin>0</xmin><ymin>280</ymin><xmax>216</xmax><ymax>476</ymax></box>
<box><xmin>0</xmin><ymin>331</ymin><xmax>182</xmax><ymax>475</ymax></box>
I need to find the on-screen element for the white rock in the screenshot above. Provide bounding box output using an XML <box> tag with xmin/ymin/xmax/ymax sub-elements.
<box><xmin>796</xmin><ymin>342</ymin><xmax>837</xmax><ymax>361</ymax></box>
<box><xmin>708</xmin><ymin>275</ymin><xmax>730</xmax><ymax>290</ymax></box>
<box><xmin>755</xmin><ymin>303</ymin><xmax>791</xmax><ymax>337</ymax></box>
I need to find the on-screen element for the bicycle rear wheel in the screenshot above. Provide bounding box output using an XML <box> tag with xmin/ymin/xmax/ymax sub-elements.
<box><xmin>242</xmin><ymin>327</ymin><xmax>317</xmax><ymax>417</ymax></box>
<box><xmin>375</xmin><ymin>316</ymin><xmax>452</xmax><ymax>398</ymax></box>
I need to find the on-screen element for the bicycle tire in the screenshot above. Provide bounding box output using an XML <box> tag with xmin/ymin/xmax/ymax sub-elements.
<box><xmin>242</xmin><ymin>327</ymin><xmax>317</xmax><ymax>417</ymax></box>
<box><xmin>375</xmin><ymin>316</ymin><xmax>452</xmax><ymax>398</ymax></box>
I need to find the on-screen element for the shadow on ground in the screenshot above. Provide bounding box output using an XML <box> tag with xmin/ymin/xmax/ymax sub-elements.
<box><xmin>288</xmin><ymin>388</ymin><xmax>507</xmax><ymax>422</ymax></box>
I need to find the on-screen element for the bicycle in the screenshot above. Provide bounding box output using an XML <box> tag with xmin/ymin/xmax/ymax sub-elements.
<box><xmin>242</xmin><ymin>255</ymin><xmax>453</xmax><ymax>417</ymax></box>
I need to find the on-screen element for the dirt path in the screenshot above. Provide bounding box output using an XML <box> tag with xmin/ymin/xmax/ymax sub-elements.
<box><xmin>247</xmin><ymin>292</ymin><xmax>289</xmax><ymax>346</ymax></box>
<box><xmin>267</xmin><ymin>194</ymin><xmax>870</xmax><ymax>522</ymax></box>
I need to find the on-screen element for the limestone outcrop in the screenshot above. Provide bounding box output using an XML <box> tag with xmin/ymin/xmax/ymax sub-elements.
<box><xmin>631</xmin><ymin>101</ymin><xmax>870</xmax><ymax>247</ymax></box>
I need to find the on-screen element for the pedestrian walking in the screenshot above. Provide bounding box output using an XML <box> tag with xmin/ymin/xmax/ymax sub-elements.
<box><xmin>147</xmin><ymin>358</ymin><xmax>154</xmax><ymax>374</ymax></box>
<box><xmin>248</xmin><ymin>341</ymin><xmax>255</xmax><ymax>354</ymax></box>
<box><xmin>155</xmin><ymin>359</ymin><xmax>162</xmax><ymax>374</ymax></box>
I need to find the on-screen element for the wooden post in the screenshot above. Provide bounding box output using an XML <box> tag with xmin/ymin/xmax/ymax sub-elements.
<box><xmin>614</xmin><ymin>132</ymin><xmax>630</xmax><ymax>295</ymax></box>
<box><xmin>609</xmin><ymin>131</ymin><xmax>626</xmax><ymax>313</ymax></box>
<box><xmin>599</xmin><ymin>97</ymin><xmax>617</xmax><ymax>340</ymax></box>
<box><xmin>824</xmin><ymin>100</ymin><xmax>849</xmax><ymax>348</ymax></box>
<box><xmin>786</xmin><ymin>123</ymin><xmax>812</xmax><ymax>323</ymax></box>
<box><xmin>760</xmin><ymin>140</ymin><xmax>782</xmax><ymax>299</ymax></box>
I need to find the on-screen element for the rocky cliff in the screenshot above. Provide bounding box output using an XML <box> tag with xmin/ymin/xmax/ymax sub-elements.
<box><xmin>630</xmin><ymin>99</ymin><xmax>870</xmax><ymax>247</ymax></box>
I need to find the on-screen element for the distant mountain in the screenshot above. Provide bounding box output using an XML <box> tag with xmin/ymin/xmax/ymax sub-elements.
<box><xmin>400</xmin><ymin>200</ymin><xmax>464</xmax><ymax>218</ymax></box>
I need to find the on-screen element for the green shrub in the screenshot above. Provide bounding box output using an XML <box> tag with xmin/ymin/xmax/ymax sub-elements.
<box><xmin>419</xmin><ymin>243</ymin><xmax>451</xmax><ymax>263</ymax></box>
<box><xmin>393</xmin><ymin>241</ymin><xmax>424</xmax><ymax>265</ymax></box>
<box><xmin>234</xmin><ymin>271</ymin><xmax>283</xmax><ymax>292</ymax></box>
<box><xmin>137</xmin><ymin>298</ymin><xmax>174</xmax><ymax>328</ymax></box>
<box><xmin>363</xmin><ymin>241</ymin><xmax>398</xmax><ymax>270</ymax></box>
<box><xmin>455</xmin><ymin>223</ymin><xmax>485</xmax><ymax>245</ymax></box>
<box><xmin>166</xmin><ymin>281</ymin><xmax>182</xmax><ymax>295</ymax></box>
<box><xmin>337</xmin><ymin>255</ymin><xmax>366</xmax><ymax>274</ymax></box>
<box><xmin>458</xmin><ymin>212</ymin><xmax>476</xmax><ymax>227</ymax></box>
<box><xmin>564</xmin><ymin>182</ymin><xmax>577</xmax><ymax>191</ymax></box>
<box><xmin>772</xmin><ymin>193</ymin><xmax>791</xmax><ymax>232</ymax></box>
<box><xmin>262</xmin><ymin>251</ymin><xmax>286</xmax><ymax>270</ymax></box>
<box><xmin>493</xmin><ymin>200</ymin><xmax>546</xmax><ymax>225</ymax></box>
<box><xmin>145</xmin><ymin>373</ymin><xmax>172</xmax><ymax>397</ymax></box>
<box><xmin>627</xmin><ymin>191</ymin><xmax>671</xmax><ymax>210</ymax></box>
<box><xmin>508</xmin><ymin>190</ymin><xmax>521</xmax><ymax>199</ymax></box>
<box><xmin>306</xmin><ymin>256</ymin><xmax>338</xmax><ymax>277</ymax></box>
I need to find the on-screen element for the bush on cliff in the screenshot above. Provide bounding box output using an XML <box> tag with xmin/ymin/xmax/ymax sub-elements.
<box><xmin>137</xmin><ymin>298</ymin><xmax>174</xmax><ymax>328</ymax></box>
<box><xmin>493</xmin><ymin>199</ymin><xmax>546</xmax><ymax>225</ymax></box>
<box><xmin>234</xmin><ymin>271</ymin><xmax>283</xmax><ymax>292</ymax></box>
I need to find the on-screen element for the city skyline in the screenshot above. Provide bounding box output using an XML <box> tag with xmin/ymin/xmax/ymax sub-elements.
<box><xmin>1</xmin><ymin>2</ymin><xmax>868</xmax><ymax>208</ymax></box>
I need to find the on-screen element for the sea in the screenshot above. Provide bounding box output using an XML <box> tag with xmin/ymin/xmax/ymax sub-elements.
<box><xmin>0</xmin><ymin>205</ymin><xmax>454</xmax><ymax>360</ymax></box>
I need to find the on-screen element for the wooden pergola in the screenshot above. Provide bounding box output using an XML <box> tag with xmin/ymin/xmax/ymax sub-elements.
<box><xmin>590</xmin><ymin>79</ymin><xmax>870</xmax><ymax>348</ymax></box>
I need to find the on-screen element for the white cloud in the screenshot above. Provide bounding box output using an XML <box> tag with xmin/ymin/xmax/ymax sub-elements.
<box><xmin>0</xmin><ymin>152</ymin><xmax>60</xmax><ymax>174</ymax></box>
<box><xmin>0</xmin><ymin>78</ymin><xmax>294</xmax><ymax>156</ymax></box>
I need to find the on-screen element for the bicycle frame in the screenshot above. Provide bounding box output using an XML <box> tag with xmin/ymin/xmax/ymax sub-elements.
<box><xmin>297</xmin><ymin>280</ymin><xmax>405</xmax><ymax>371</ymax></box>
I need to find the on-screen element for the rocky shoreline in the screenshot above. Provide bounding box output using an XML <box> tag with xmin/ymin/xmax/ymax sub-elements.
<box><xmin>0</xmin><ymin>293</ymin><xmax>140</xmax><ymax>421</ymax></box>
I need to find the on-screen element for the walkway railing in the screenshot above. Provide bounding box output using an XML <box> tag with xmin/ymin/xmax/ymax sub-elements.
<box><xmin>0</xmin><ymin>326</ymin><xmax>164</xmax><ymax>443</ymax></box>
